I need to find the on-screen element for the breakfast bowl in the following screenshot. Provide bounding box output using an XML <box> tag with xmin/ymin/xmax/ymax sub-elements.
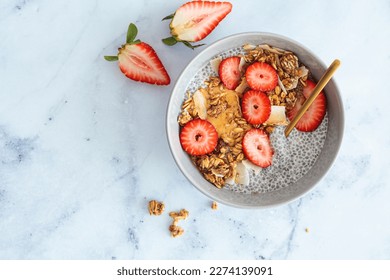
<box><xmin>166</xmin><ymin>32</ymin><xmax>344</xmax><ymax>208</ymax></box>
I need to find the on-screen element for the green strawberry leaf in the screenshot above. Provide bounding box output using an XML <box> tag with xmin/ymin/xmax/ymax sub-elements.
<box><xmin>104</xmin><ymin>56</ymin><xmax>118</xmax><ymax>61</ymax></box>
<box><xmin>162</xmin><ymin>37</ymin><xmax>177</xmax><ymax>46</ymax></box>
<box><xmin>126</xmin><ymin>23</ymin><xmax>138</xmax><ymax>44</ymax></box>
<box><xmin>131</xmin><ymin>39</ymin><xmax>141</xmax><ymax>45</ymax></box>
<box><xmin>162</xmin><ymin>13</ymin><xmax>175</xmax><ymax>21</ymax></box>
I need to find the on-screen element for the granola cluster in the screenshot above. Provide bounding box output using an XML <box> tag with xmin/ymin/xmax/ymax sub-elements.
<box><xmin>148</xmin><ymin>200</ymin><xmax>165</xmax><ymax>216</ymax></box>
<box><xmin>191</xmin><ymin>139</ymin><xmax>244</xmax><ymax>188</ymax></box>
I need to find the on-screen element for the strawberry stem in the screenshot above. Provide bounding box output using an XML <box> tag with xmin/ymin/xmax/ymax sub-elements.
<box><xmin>104</xmin><ymin>56</ymin><xmax>118</xmax><ymax>61</ymax></box>
<box><xmin>162</xmin><ymin>13</ymin><xmax>175</xmax><ymax>21</ymax></box>
<box><xmin>181</xmin><ymin>41</ymin><xmax>205</xmax><ymax>50</ymax></box>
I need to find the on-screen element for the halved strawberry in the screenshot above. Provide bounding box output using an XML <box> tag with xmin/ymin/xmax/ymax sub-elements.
<box><xmin>287</xmin><ymin>80</ymin><xmax>327</xmax><ymax>132</ymax></box>
<box><xmin>105</xmin><ymin>23</ymin><xmax>170</xmax><ymax>85</ymax></box>
<box><xmin>242</xmin><ymin>129</ymin><xmax>273</xmax><ymax>168</ymax></box>
<box><xmin>303</xmin><ymin>79</ymin><xmax>319</xmax><ymax>99</ymax></box>
<box><xmin>241</xmin><ymin>90</ymin><xmax>271</xmax><ymax>125</ymax></box>
<box><xmin>218</xmin><ymin>56</ymin><xmax>241</xmax><ymax>90</ymax></box>
<box><xmin>245</xmin><ymin>62</ymin><xmax>278</xmax><ymax>92</ymax></box>
<box><xmin>180</xmin><ymin>119</ymin><xmax>218</xmax><ymax>156</ymax></box>
<box><xmin>162</xmin><ymin>1</ymin><xmax>232</xmax><ymax>49</ymax></box>
<box><xmin>118</xmin><ymin>43</ymin><xmax>170</xmax><ymax>85</ymax></box>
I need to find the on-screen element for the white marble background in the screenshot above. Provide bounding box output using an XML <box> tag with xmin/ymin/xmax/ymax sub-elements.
<box><xmin>0</xmin><ymin>0</ymin><xmax>389</xmax><ymax>259</ymax></box>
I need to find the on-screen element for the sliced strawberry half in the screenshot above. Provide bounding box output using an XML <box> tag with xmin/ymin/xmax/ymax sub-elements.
<box><xmin>287</xmin><ymin>80</ymin><xmax>327</xmax><ymax>132</ymax></box>
<box><xmin>118</xmin><ymin>43</ymin><xmax>170</xmax><ymax>85</ymax></box>
<box><xmin>245</xmin><ymin>62</ymin><xmax>278</xmax><ymax>92</ymax></box>
<box><xmin>163</xmin><ymin>1</ymin><xmax>232</xmax><ymax>48</ymax></box>
<box><xmin>105</xmin><ymin>23</ymin><xmax>170</xmax><ymax>85</ymax></box>
<box><xmin>241</xmin><ymin>90</ymin><xmax>271</xmax><ymax>125</ymax></box>
<box><xmin>218</xmin><ymin>56</ymin><xmax>241</xmax><ymax>90</ymax></box>
<box><xmin>242</xmin><ymin>129</ymin><xmax>273</xmax><ymax>168</ymax></box>
<box><xmin>180</xmin><ymin>119</ymin><xmax>218</xmax><ymax>156</ymax></box>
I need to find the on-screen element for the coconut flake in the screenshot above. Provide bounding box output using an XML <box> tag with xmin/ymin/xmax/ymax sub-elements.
<box><xmin>264</xmin><ymin>106</ymin><xmax>288</xmax><ymax>126</ymax></box>
<box><xmin>297</xmin><ymin>66</ymin><xmax>309</xmax><ymax>78</ymax></box>
<box><xmin>210</xmin><ymin>57</ymin><xmax>222</xmax><ymax>73</ymax></box>
<box><xmin>235</xmin><ymin>162</ymin><xmax>250</xmax><ymax>186</ymax></box>
<box><xmin>235</xmin><ymin>77</ymin><xmax>249</xmax><ymax>95</ymax></box>
<box><xmin>242</xmin><ymin>159</ymin><xmax>262</xmax><ymax>175</ymax></box>
<box><xmin>225</xmin><ymin>176</ymin><xmax>235</xmax><ymax>185</ymax></box>
<box><xmin>243</xmin><ymin>44</ymin><xmax>256</xmax><ymax>50</ymax></box>
<box><xmin>278</xmin><ymin>76</ymin><xmax>288</xmax><ymax>95</ymax></box>
<box><xmin>288</xmin><ymin>79</ymin><xmax>299</xmax><ymax>90</ymax></box>
<box><xmin>258</xmin><ymin>44</ymin><xmax>286</xmax><ymax>55</ymax></box>
<box><xmin>193</xmin><ymin>90</ymin><xmax>207</xmax><ymax>120</ymax></box>
<box><xmin>238</xmin><ymin>56</ymin><xmax>246</xmax><ymax>72</ymax></box>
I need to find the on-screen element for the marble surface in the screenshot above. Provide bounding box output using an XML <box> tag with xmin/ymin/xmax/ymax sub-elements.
<box><xmin>0</xmin><ymin>0</ymin><xmax>389</xmax><ymax>259</ymax></box>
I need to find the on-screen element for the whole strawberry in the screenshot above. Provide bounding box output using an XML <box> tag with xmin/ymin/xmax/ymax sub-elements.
<box><xmin>104</xmin><ymin>23</ymin><xmax>170</xmax><ymax>85</ymax></box>
<box><xmin>162</xmin><ymin>1</ymin><xmax>232</xmax><ymax>49</ymax></box>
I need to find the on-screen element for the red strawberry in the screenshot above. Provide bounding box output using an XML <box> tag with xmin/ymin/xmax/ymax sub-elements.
<box><xmin>180</xmin><ymin>119</ymin><xmax>218</xmax><ymax>156</ymax></box>
<box><xmin>219</xmin><ymin>56</ymin><xmax>241</xmax><ymax>90</ymax></box>
<box><xmin>303</xmin><ymin>79</ymin><xmax>319</xmax><ymax>99</ymax></box>
<box><xmin>162</xmin><ymin>1</ymin><xmax>232</xmax><ymax>49</ymax></box>
<box><xmin>245</xmin><ymin>62</ymin><xmax>278</xmax><ymax>92</ymax></box>
<box><xmin>105</xmin><ymin>23</ymin><xmax>170</xmax><ymax>85</ymax></box>
<box><xmin>241</xmin><ymin>90</ymin><xmax>271</xmax><ymax>125</ymax></box>
<box><xmin>287</xmin><ymin>80</ymin><xmax>327</xmax><ymax>132</ymax></box>
<box><xmin>242</xmin><ymin>129</ymin><xmax>273</xmax><ymax>168</ymax></box>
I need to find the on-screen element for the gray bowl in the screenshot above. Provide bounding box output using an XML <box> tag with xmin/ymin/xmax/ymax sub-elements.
<box><xmin>166</xmin><ymin>32</ymin><xmax>344</xmax><ymax>208</ymax></box>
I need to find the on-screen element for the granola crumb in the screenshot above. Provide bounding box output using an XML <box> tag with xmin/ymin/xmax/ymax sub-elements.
<box><xmin>168</xmin><ymin>209</ymin><xmax>189</xmax><ymax>238</ymax></box>
<box><xmin>169</xmin><ymin>224</ymin><xmax>184</xmax><ymax>238</ymax></box>
<box><xmin>305</xmin><ymin>227</ymin><xmax>310</xmax><ymax>233</ymax></box>
<box><xmin>211</xmin><ymin>201</ymin><xmax>218</xmax><ymax>210</ymax></box>
<box><xmin>169</xmin><ymin>209</ymin><xmax>189</xmax><ymax>221</ymax></box>
<box><xmin>148</xmin><ymin>200</ymin><xmax>165</xmax><ymax>216</ymax></box>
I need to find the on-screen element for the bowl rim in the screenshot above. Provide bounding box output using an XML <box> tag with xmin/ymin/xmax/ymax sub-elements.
<box><xmin>166</xmin><ymin>32</ymin><xmax>345</xmax><ymax>208</ymax></box>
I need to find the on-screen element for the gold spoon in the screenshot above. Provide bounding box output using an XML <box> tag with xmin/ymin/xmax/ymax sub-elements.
<box><xmin>284</xmin><ymin>59</ymin><xmax>341</xmax><ymax>138</ymax></box>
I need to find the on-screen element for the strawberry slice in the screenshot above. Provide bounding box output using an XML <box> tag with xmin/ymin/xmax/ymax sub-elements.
<box><xmin>241</xmin><ymin>90</ymin><xmax>271</xmax><ymax>125</ymax></box>
<box><xmin>118</xmin><ymin>42</ymin><xmax>170</xmax><ymax>85</ymax></box>
<box><xmin>105</xmin><ymin>23</ymin><xmax>170</xmax><ymax>85</ymax></box>
<box><xmin>218</xmin><ymin>56</ymin><xmax>241</xmax><ymax>90</ymax></box>
<box><xmin>180</xmin><ymin>119</ymin><xmax>218</xmax><ymax>156</ymax></box>
<box><xmin>303</xmin><ymin>79</ymin><xmax>319</xmax><ymax>99</ymax></box>
<box><xmin>287</xmin><ymin>80</ymin><xmax>327</xmax><ymax>132</ymax></box>
<box><xmin>242</xmin><ymin>129</ymin><xmax>273</xmax><ymax>168</ymax></box>
<box><xmin>245</xmin><ymin>62</ymin><xmax>278</xmax><ymax>92</ymax></box>
<box><xmin>163</xmin><ymin>1</ymin><xmax>232</xmax><ymax>49</ymax></box>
